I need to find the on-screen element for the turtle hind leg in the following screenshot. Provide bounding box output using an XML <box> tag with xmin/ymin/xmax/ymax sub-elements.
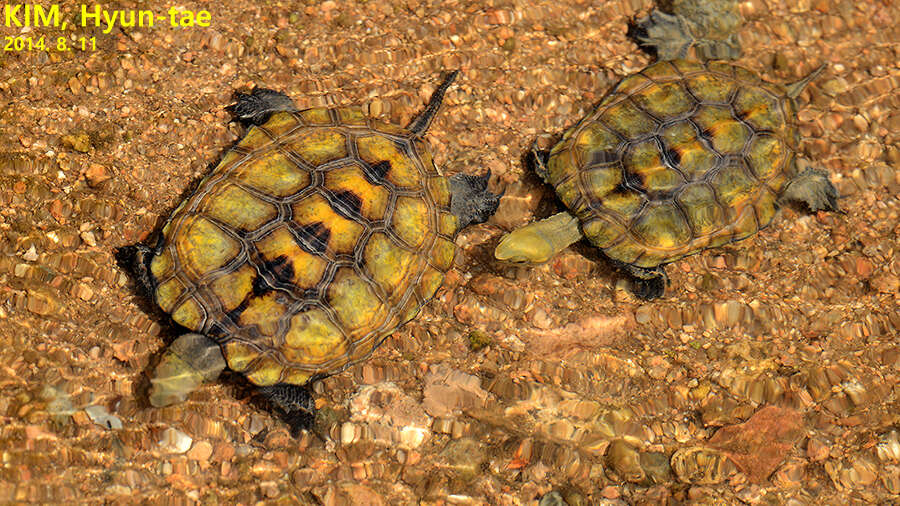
<box><xmin>621</xmin><ymin>263</ymin><xmax>668</xmax><ymax>300</ymax></box>
<box><xmin>258</xmin><ymin>384</ymin><xmax>316</xmax><ymax>436</ymax></box>
<box><xmin>528</xmin><ymin>147</ymin><xmax>552</xmax><ymax>181</ymax></box>
<box><xmin>629</xmin><ymin>2</ymin><xmax>742</xmax><ymax>61</ymax></box>
<box><xmin>115</xmin><ymin>243</ymin><xmax>155</xmax><ymax>297</ymax></box>
<box><xmin>628</xmin><ymin>10</ymin><xmax>695</xmax><ymax>60</ymax></box>
<box><xmin>449</xmin><ymin>171</ymin><xmax>502</xmax><ymax>230</ymax></box>
<box><xmin>231</xmin><ymin>88</ymin><xmax>297</xmax><ymax>126</ymax></box>
<box><xmin>779</xmin><ymin>167</ymin><xmax>841</xmax><ymax>213</ymax></box>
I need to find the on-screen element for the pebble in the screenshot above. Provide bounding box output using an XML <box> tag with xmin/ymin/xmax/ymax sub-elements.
<box><xmin>348</xmin><ymin>382</ymin><xmax>433</xmax><ymax>450</ymax></box>
<box><xmin>869</xmin><ymin>272</ymin><xmax>899</xmax><ymax>293</ymax></box>
<box><xmin>708</xmin><ymin>406</ymin><xmax>803</xmax><ymax>483</ymax></box>
<box><xmin>320</xmin><ymin>482</ymin><xmax>385</xmax><ymax>506</ymax></box>
<box><xmin>539</xmin><ymin>491</ymin><xmax>567</xmax><ymax>506</ymax></box>
<box><xmin>438</xmin><ymin>438</ymin><xmax>486</xmax><ymax>481</ymax></box>
<box><xmin>187</xmin><ymin>440</ymin><xmax>213</xmax><ymax>462</ymax></box>
<box><xmin>422</xmin><ymin>364</ymin><xmax>489</xmax><ymax>418</ymax></box>
<box><xmin>84</xmin><ymin>164</ymin><xmax>111</xmax><ymax>187</ymax></box>
<box><xmin>84</xmin><ymin>405</ymin><xmax>123</xmax><ymax>430</ymax></box>
<box><xmin>22</xmin><ymin>245</ymin><xmax>39</xmax><ymax>262</ymax></box>
<box><xmin>60</xmin><ymin>133</ymin><xmax>91</xmax><ymax>152</ymax></box>
<box><xmin>158</xmin><ymin>428</ymin><xmax>192</xmax><ymax>454</ymax></box>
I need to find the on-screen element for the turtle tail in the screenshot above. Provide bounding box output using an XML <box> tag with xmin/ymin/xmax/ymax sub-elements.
<box><xmin>406</xmin><ymin>70</ymin><xmax>460</xmax><ymax>137</ymax></box>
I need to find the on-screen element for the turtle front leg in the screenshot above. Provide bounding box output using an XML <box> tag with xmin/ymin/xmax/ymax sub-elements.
<box><xmin>232</xmin><ymin>88</ymin><xmax>298</xmax><ymax>126</ymax></box>
<box><xmin>149</xmin><ymin>333</ymin><xmax>227</xmax><ymax>407</ymax></box>
<box><xmin>621</xmin><ymin>263</ymin><xmax>668</xmax><ymax>300</ymax></box>
<box><xmin>257</xmin><ymin>384</ymin><xmax>316</xmax><ymax>436</ymax></box>
<box><xmin>778</xmin><ymin>166</ymin><xmax>841</xmax><ymax>213</ymax></box>
<box><xmin>449</xmin><ymin>171</ymin><xmax>502</xmax><ymax>230</ymax></box>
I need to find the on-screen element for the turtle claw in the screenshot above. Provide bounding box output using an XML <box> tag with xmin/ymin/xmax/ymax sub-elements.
<box><xmin>780</xmin><ymin>167</ymin><xmax>842</xmax><ymax>214</ymax></box>
<box><xmin>629</xmin><ymin>10</ymin><xmax>695</xmax><ymax>60</ymax></box>
<box><xmin>620</xmin><ymin>263</ymin><xmax>668</xmax><ymax>300</ymax></box>
<box><xmin>449</xmin><ymin>171</ymin><xmax>502</xmax><ymax>230</ymax></box>
<box><xmin>629</xmin><ymin>1</ymin><xmax>743</xmax><ymax>61</ymax></box>
<box><xmin>231</xmin><ymin>88</ymin><xmax>297</xmax><ymax>126</ymax></box>
<box><xmin>258</xmin><ymin>384</ymin><xmax>316</xmax><ymax>436</ymax></box>
<box><xmin>115</xmin><ymin>243</ymin><xmax>155</xmax><ymax>297</ymax></box>
<box><xmin>529</xmin><ymin>148</ymin><xmax>552</xmax><ymax>181</ymax></box>
<box><xmin>631</xmin><ymin>275</ymin><xmax>667</xmax><ymax>300</ymax></box>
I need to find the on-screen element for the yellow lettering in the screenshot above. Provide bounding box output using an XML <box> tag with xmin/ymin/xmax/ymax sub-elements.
<box><xmin>33</xmin><ymin>5</ymin><xmax>60</xmax><ymax>27</ymax></box>
<box><xmin>138</xmin><ymin>10</ymin><xmax>153</xmax><ymax>27</ymax></box>
<box><xmin>80</xmin><ymin>5</ymin><xmax>101</xmax><ymax>27</ymax></box>
<box><xmin>4</xmin><ymin>5</ymin><xmax>22</xmax><ymax>27</ymax></box>
<box><xmin>102</xmin><ymin>9</ymin><xmax>116</xmax><ymax>34</ymax></box>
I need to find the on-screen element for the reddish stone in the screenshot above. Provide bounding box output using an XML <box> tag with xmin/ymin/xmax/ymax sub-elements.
<box><xmin>709</xmin><ymin>405</ymin><xmax>804</xmax><ymax>483</ymax></box>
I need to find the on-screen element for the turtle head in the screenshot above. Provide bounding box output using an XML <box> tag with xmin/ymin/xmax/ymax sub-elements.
<box><xmin>494</xmin><ymin>212</ymin><xmax>582</xmax><ymax>264</ymax></box>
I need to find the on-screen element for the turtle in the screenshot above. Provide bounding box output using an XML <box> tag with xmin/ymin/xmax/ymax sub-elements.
<box><xmin>118</xmin><ymin>71</ymin><xmax>500</xmax><ymax>433</ymax></box>
<box><xmin>495</xmin><ymin>58</ymin><xmax>840</xmax><ymax>299</ymax></box>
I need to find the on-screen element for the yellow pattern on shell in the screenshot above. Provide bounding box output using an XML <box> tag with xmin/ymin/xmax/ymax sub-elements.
<box><xmin>261</xmin><ymin>112</ymin><xmax>300</xmax><ymax>136</ymax></box>
<box><xmin>429</xmin><ymin>237</ymin><xmax>457</xmax><ymax>271</ymax></box>
<box><xmin>237</xmin><ymin>291</ymin><xmax>286</xmax><ymax>337</ymax></box>
<box><xmin>176</xmin><ymin>216</ymin><xmax>240</xmax><ymax>277</ymax></box>
<box><xmin>231</xmin><ymin>150</ymin><xmax>311</xmax><ymax>197</ymax></box>
<box><xmin>288</xmin><ymin>129</ymin><xmax>347</xmax><ymax>166</ymax></box>
<box><xmin>327</xmin><ymin>268</ymin><xmax>388</xmax><ymax>334</ymax></box>
<box><xmin>209</xmin><ymin>264</ymin><xmax>255</xmax><ymax>312</ymax></box>
<box><xmin>733</xmin><ymin>87</ymin><xmax>784</xmax><ymax>132</ymax></box>
<box><xmin>243</xmin><ymin>355</ymin><xmax>284</xmax><ymax>386</ymax></box>
<box><xmin>631</xmin><ymin>80</ymin><xmax>693</xmax><ymax>118</ymax></box>
<box><xmin>684</xmin><ymin>72</ymin><xmax>734</xmax><ymax>103</ymax></box>
<box><xmin>392</xmin><ymin>196</ymin><xmax>430</xmax><ymax>248</ymax></box>
<box><xmin>298</xmin><ymin>108</ymin><xmax>332</xmax><ymax>125</ymax></box>
<box><xmin>417</xmin><ymin>265</ymin><xmax>444</xmax><ymax>301</ymax></box>
<box><xmin>675</xmin><ymin>183</ymin><xmax>725</xmax><ymax>238</ymax></box>
<box><xmin>283</xmin><ymin>308</ymin><xmax>347</xmax><ymax>365</ymax></box>
<box><xmin>150</xmin><ymin>249</ymin><xmax>172</xmax><ymax>279</ymax></box>
<box><xmin>438</xmin><ymin>212</ymin><xmax>458</xmax><ymax>237</ymax></box>
<box><xmin>201</xmin><ymin>183</ymin><xmax>278</xmax><ymax>231</ymax></box>
<box><xmin>291</xmin><ymin>194</ymin><xmax>364</xmax><ymax>255</ymax></box>
<box><xmin>171</xmin><ymin>297</ymin><xmax>204</xmax><ymax>331</ymax></box>
<box><xmin>747</xmin><ymin>135</ymin><xmax>786</xmax><ymax>180</ymax></box>
<box><xmin>356</xmin><ymin>135</ymin><xmax>421</xmax><ymax>188</ymax></box>
<box><xmin>324</xmin><ymin>165</ymin><xmax>390</xmax><ymax>221</ymax></box>
<box><xmin>254</xmin><ymin>226</ymin><xmax>327</xmax><ymax>290</ymax></box>
<box><xmin>624</xmin><ymin>140</ymin><xmax>684</xmax><ymax>192</ymax></box>
<box><xmin>426</xmin><ymin>175</ymin><xmax>452</xmax><ymax>207</ymax></box>
<box><xmin>364</xmin><ymin>232</ymin><xmax>416</xmax><ymax>297</ymax></box>
<box><xmin>223</xmin><ymin>340</ymin><xmax>258</xmax><ymax>372</ymax></box>
<box><xmin>572</xmin><ymin>122</ymin><xmax>620</xmax><ymax>170</ymax></box>
<box><xmin>155</xmin><ymin>277</ymin><xmax>185</xmax><ymax>313</ymax></box>
<box><xmin>235</xmin><ymin>126</ymin><xmax>273</xmax><ymax>152</ymax></box>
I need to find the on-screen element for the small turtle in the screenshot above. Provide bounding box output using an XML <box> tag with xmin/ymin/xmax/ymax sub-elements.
<box><xmin>495</xmin><ymin>59</ymin><xmax>839</xmax><ymax>299</ymax></box>
<box><xmin>119</xmin><ymin>71</ymin><xmax>500</xmax><ymax>433</ymax></box>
